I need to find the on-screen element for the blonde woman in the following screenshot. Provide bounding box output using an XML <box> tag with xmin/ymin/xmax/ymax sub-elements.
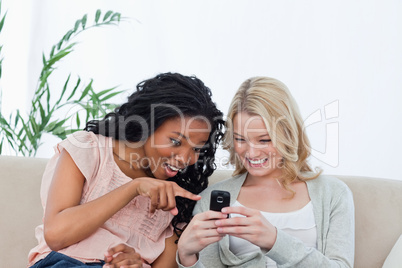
<box><xmin>177</xmin><ymin>77</ymin><xmax>355</xmax><ymax>267</ymax></box>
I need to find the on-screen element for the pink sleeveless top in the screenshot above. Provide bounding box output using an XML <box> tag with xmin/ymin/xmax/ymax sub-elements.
<box><xmin>28</xmin><ymin>131</ymin><xmax>174</xmax><ymax>267</ymax></box>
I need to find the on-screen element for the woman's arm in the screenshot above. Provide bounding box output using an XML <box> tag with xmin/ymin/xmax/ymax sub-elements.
<box><xmin>44</xmin><ymin>149</ymin><xmax>140</xmax><ymax>250</ymax></box>
<box><xmin>151</xmin><ymin>233</ymin><xmax>180</xmax><ymax>268</ymax></box>
<box><xmin>44</xmin><ymin>150</ymin><xmax>200</xmax><ymax>251</ymax></box>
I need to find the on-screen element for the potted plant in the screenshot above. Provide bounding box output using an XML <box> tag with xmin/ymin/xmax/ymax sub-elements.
<box><xmin>0</xmin><ymin>3</ymin><xmax>125</xmax><ymax>156</ymax></box>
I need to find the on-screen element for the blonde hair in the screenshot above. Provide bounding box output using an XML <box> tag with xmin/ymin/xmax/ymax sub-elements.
<box><xmin>223</xmin><ymin>77</ymin><xmax>320</xmax><ymax>196</ymax></box>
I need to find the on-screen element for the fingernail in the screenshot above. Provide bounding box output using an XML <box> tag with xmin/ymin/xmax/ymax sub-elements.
<box><xmin>222</xmin><ymin>208</ymin><xmax>227</xmax><ymax>213</ymax></box>
<box><xmin>170</xmin><ymin>207</ymin><xmax>178</xmax><ymax>215</ymax></box>
<box><xmin>215</xmin><ymin>220</ymin><xmax>221</xmax><ymax>226</ymax></box>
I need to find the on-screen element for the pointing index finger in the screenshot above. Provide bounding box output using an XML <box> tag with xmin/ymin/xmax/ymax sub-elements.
<box><xmin>173</xmin><ymin>185</ymin><xmax>201</xmax><ymax>201</ymax></box>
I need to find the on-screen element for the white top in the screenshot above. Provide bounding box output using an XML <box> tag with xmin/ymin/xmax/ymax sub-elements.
<box><xmin>229</xmin><ymin>200</ymin><xmax>317</xmax><ymax>268</ymax></box>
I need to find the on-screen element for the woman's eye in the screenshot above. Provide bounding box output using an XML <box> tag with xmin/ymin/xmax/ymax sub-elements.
<box><xmin>234</xmin><ymin>138</ymin><xmax>245</xmax><ymax>142</ymax></box>
<box><xmin>170</xmin><ymin>138</ymin><xmax>181</xmax><ymax>146</ymax></box>
<box><xmin>193</xmin><ymin>147</ymin><xmax>202</xmax><ymax>153</ymax></box>
<box><xmin>260</xmin><ymin>139</ymin><xmax>272</xmax><ymax>143</ymax></box>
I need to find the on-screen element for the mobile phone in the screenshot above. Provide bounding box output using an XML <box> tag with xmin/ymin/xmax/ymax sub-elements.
<box><xmin>210</xmin><ymin>190</ymin><xmax>231</xmax><ymax>212</ymax></box>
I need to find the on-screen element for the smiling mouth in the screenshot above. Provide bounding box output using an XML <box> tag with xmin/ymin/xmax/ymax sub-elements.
<box><xmin>247</xmin><ymin>158</ymin><xmax>268</xmax><ymax>165</ymax></box>
<box><xmin>166</xmin><ymin>163</ymin><xmax>183</xmax><ymax>172</ymax></box>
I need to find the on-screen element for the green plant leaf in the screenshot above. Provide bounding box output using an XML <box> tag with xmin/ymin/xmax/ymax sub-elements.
<box><xmin>76</xmin><ymin>113</ymin><xmax>80</xmax><ymax>128</ymax></box>
<box><xmin>67</xmin><ymin>77</ymin><xmax>81</xmax><ymax>101</ymax></box>
<box><xmin>44</xmin><ymin>120</ymin><xmax>58</xmax><ymax>132</ymax></box>
<box><xmin>95</xmin><ymin>9</ymin><xmax>101</xmax><ymax>23</ymax></box>
<box><xmin>46</xmin><ymin>84</ymin><xmax>51</xmax><ymax>112</ymax></box>
<box><xmin>0</xmin><ymin>116</ymin><xmax>9</xmax><ymax>126</ymax></box>
<box><xmin>52</xmin><ymin>126</ymin><xmax>66</xmax><ymax>135</ymax></box>
<box><xmin>56</xmin><ymin>74</ymin><xmax>71</xmax><ymax>105</ymax></box>
<box><xmin>29</xmin><ymin>116</ymin><xmax>39</xmax><ymax>134</ymax></box>
<box><xmin>0</xmin><ymin>9</ymin><xmax>125</xmax><ymax>156</ymax></box>
<box><xmin>54</xmin><ymin>118</ymin><xmax>69</xmax><ymax>129</ymax></box>
<box><xmin>65</xmin><ymin>30</ymin><xmax>74</xmax><ymax>41</ymax></box>
<box><xmin>111</xmin><ymin>12</ymin><xmax>121</xmax><ymax>22</ymax></box>
<box><xmin>52</xmin><ymin>126</ymin><xmax>68</xmax><ymax>140</ymax></box>
<box><xmin>103</xmin><ymin>11</ymin><xmax>113</xmax><ymax>21</ymax></box>
<box><xmin>81</xmin><ymin>14</ymin><xmax>87</xmax><ymax>29</ymax></box>
<box><xmin>3</xmin><ymin>128</ymin><xmax>14</xmax><ymax>138</ymax></box>
<box><xmin>16</xmin><ymin>128</ymin><xmax>25</xmax><ymax>141</ymax></box>
<box><xmin>74</xmin><ymin>19</ymin><xmax>81</xmax><ymax>32</ymax></box>
<box><xmin>0</xmin><ymin>11</ymin><xmax>7</xmax><ymax>32</ymax></box>
<box><xmin>78</xmin><ymin>80</ymin><xmax>93</xmax><ymax>101</ymax></box>
<box><xmin>95</xmin><ymin>87</ymin><xmax>118</xmax><ymax>98</ymax></box>
<box><xmin>62</xmin><ymin>30</ymin><xmax>74</xmax><ymax>43</ymax></box>
<box><xmin>21</xmin><ymin>120</ymin><xmax>33</xmax><ymax>142</ymax></box>
<box><xmin>37</xmin><ymin>70</ymin><xmax>54</xmax><ymax>97</ymax></box>
<box><xmin>47</xmin><ymin>47</ymin><xmax>74</xmax><ymax>67</ymax></box>
<box><xmin>57</xmin><ymin>39</ymin><xmax>63</xmax><ymax>50</ymax></box>
<box><xmin>100</xmin><ymin>91</ymin><xmax>124</xmax><ymax>102</ymax></box>
<box><xmin>14</xmin><ymin>110</ymin><xmax>20</xmax><ymax>127</ymax></box>
<box><xmin>45</xmin><ymin>118</ymin><xmax>69</xmax><ymax>133</ymax></box>
<box><xmin>42</xmin><ymin>53</ymin><xmax>46</xmax><ymax>66</ymax></box>
<box><xmin>50</xmin><ymin>45</ymin><xmax>56</xmax><ymax>58</ymax></box>
<box><xmin>38</xmin><ymin>102</ymin><xmax>49</xmax><ymax>127</ymax></box>
<box><xmin>90</xmin><ymin>88</ymin><xmax>100</xmax><ymax>103</ymax></box>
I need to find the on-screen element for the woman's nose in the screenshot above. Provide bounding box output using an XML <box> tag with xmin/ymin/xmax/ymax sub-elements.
<box><xmin>246</xmin><ymin>142</ymin><xmax>261</xmax><ymax>158</ymax></box>
<box><xmin>174</xmin><ymin>149</ymin><xmax>194</xmax><ymax>166</ymax></box>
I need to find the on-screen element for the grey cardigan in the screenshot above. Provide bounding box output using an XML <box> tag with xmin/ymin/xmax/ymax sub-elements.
<box><xmin>177</xmin><ymin>173</ymin><xmax>355</xmax><ymax>268</ymax></box>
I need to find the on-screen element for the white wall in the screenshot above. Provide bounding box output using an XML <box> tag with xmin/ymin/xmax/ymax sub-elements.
<box><xmin>2</xmin><ymin>0</ymin><xmax>402</xmax><ymax>180</ymax></box>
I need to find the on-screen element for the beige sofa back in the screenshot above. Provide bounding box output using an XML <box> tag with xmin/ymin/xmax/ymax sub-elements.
<box><xmin>1</xmin><ymin>156</ymin><xmax>47</xmax><ymax>268</ymax></box>
<box><xmin>1</xmin><ymin>155</ymin><xmax>401</xmax><ymax>268</ymax></box>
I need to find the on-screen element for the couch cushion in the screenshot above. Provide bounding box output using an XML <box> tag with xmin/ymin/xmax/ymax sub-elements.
<box><xmin>338</xmin><ymin>176</ymin><xmax>402</xmax><ymax>268</ymax></box>
<box><xmin>0</xmin><ymin>156</ymin><xmax>48</xmax><ymax>268</ymax></box>
<box><xmin>382</xmin><ymin>235</ymin><xmax>402</xmax><ymax>268</ymax></box>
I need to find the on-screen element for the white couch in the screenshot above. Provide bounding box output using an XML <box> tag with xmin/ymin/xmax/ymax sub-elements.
<box><xmin>1</xmin><ymin>155</ymin><xmax>402</xmax><ymax>268</ymax></box>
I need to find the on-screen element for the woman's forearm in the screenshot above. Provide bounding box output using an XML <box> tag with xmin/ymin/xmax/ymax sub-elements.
<box><xmin>44</xmin><ymin>178</ymin><xmax>140</xmax><ymax>251</ymax></box>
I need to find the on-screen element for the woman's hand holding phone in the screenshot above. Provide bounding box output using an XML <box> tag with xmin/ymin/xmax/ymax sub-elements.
<box><xmin>177</xmin><ymin>210</ymin><xmax>228</xmax><ymax>266</ymax></box>
<box><xmin>214</xmin><ymin>206</ymin><xmax>278</xmax><ymax>250</ymax></box>
<box><xmin>177</xmin><ymin>190</ymin><xmax>231</xmax><ymax>266</ymax></box>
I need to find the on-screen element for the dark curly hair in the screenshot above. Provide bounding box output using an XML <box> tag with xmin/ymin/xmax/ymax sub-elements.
<box><xmin>84</xmin><ymin>72</ymin><xmax>224</xmax><ymax>237</ymax></box>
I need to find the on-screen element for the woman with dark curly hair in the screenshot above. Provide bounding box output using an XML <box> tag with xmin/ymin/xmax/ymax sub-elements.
<box><xmin>28</xmin><ymin>73</ymin><xmax>224</xmax><ymax>268</ymax></box>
